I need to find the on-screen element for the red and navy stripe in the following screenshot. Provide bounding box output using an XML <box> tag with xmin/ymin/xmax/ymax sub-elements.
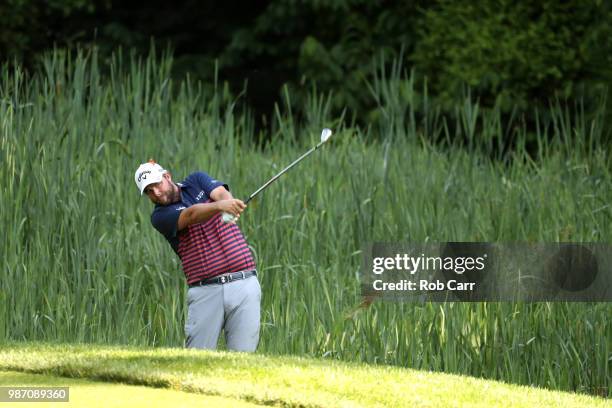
<box><xmin>177</xmin><ymin>212</ymin><xmax>255</xmax><ymax>284</ymax></box>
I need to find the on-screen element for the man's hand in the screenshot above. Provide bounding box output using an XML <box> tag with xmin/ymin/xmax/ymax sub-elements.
<box><xmin>216</xmin><ymin>199</ymin><xmax>246</xmax><ymax>220</ymax></box>
<box><xmin>210</xmin><ymin>186</ymin><xmax>244</xmax><ymax>224</ymax></box>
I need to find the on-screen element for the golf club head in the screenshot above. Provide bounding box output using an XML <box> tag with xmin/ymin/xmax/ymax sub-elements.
<box><xmin>321</xmin><ymin>128</ymin><xmax>332</xmax><ymax>143</ymax></box>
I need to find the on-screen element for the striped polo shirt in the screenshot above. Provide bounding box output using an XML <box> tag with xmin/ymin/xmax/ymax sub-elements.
<box><xmin>150</xmin><ymin>171</ymin><xmax>255</xmax><ymax>284</ymax></box>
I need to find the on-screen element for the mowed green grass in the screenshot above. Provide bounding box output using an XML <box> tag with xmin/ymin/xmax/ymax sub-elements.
<box><xmin>0</xmin><ymin>370</ymin><xmax>263</xmax><ymax>408</ymax></box>
<box><xmin>0</xmin><ymin>343</ymin><xmax>609</xmax><ymax>408</ymax></box>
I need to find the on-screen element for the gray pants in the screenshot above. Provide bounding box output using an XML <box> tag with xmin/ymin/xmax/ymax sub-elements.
<box><xmin>184</xmin><ymin>275</ymin><xmax>261</xmax><ymax>352</ymax></box>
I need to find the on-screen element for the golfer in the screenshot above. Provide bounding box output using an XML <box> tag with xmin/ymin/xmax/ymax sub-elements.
<box><xmin>134</xmin><ymin>160</ymin><xmax>261</xmax><ymax>352</ymax></box>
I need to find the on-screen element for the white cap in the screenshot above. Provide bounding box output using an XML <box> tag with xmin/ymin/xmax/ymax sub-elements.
<box><xmin>135</xmin><ymin>161</ymin><xmax>167</xmax><ymax>195</ymax></box>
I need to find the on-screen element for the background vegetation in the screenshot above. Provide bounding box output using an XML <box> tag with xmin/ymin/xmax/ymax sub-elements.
<box><xmin>0</xmin><ymin>51</ymin><xmax>610</xmax><ymax>397</ymax></box>
<box><xmin>2</xmin><ymin>0</ymin><xmax>612</xmax><ymax>139</ymax></box>
<box><xmin>1</xmin><ymin>0</ymin><xmax>611</xmax><ymax>400</ymax></box>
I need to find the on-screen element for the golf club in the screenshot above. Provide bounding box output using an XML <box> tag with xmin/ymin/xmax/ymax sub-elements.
<box><xmin>222</xmin><ymin>128</ymin><xmax>334</xmax><ymax>223</ymax></box>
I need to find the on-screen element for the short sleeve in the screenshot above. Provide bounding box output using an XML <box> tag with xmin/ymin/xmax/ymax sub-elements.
<box><xmin>193</xmin><ymin>171</ymin><xmax>227</xmax><ymax>195</ymax></box>
<box><xmin>151</xmin><ymin>203</ymin><xmax>185</xmax><ymax>240</ymax></box>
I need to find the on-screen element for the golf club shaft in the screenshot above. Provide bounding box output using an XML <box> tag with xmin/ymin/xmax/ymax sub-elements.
<box><xmin>244</xmin><ymin>139</ymin><xmax>326</xmax><ymax>204</ymax></box>
<box><xmin>221</xmin><ymin>129</ymin><xmax>332</xmax><ymax>223</ymax></box>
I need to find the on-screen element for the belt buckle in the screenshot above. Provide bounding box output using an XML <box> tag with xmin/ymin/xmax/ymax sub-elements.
<box><xmin>220</xmin><ymin>276</ymin><xmax>227</xmax><ymax>284</ymax></box>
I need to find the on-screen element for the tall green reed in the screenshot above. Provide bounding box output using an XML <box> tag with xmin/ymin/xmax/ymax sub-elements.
<box><xmin>0</xmin><ymin>49</ymin><xmax>609</xmax><ymax>397</ymax></box>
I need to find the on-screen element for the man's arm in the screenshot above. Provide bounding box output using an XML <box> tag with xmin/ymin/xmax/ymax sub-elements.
<box><xmin>210</xmin><ymin>185</ymin><xmax>233</xmax><ymax>201</ymax></box>
<box><xmin>177</xmin><ymin>196</ymin><xmax>245</xmax><ymax>231</ymax></box>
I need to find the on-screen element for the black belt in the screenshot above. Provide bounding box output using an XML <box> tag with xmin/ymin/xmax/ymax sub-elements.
<box><xmin>189</xmin><ymin>270</ymin><xmax>257</xmax><ymax>287</ymax></box>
